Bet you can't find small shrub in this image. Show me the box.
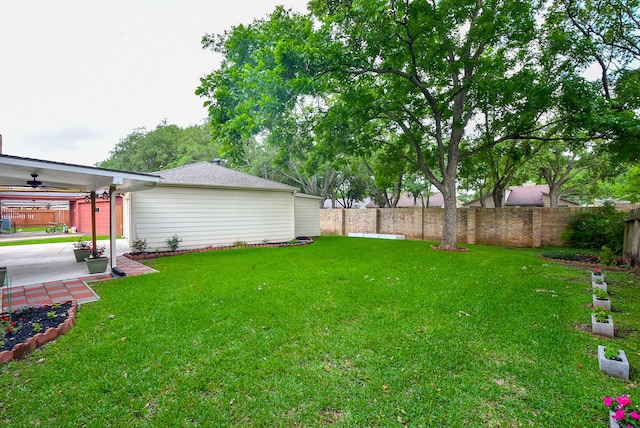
[166,235,182,251]
[599,245,616,267]
[604,346,621,361]
[233,240,247,247]
[593,288,608,300]
[131,237,148,253]
[561,202,625,254]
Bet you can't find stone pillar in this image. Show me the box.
[466,208,476,245]
[532,208,542,247]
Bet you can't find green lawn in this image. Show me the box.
[1,235,639,426]
[0,235,112,246]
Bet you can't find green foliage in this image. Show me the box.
[599,245,617,266]
[131,237,149,254]
[613,165,640,203]
[593,287,608,300]
[561,203,625,253]
[604,346,621,361]
[166,235,182,252]
[197,0,560,249]
[592,305,610,322]
[97,122,219,172]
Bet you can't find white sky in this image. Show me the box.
[0,0,309,167]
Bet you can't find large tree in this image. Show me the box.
[547,0,640,162]
[199,1,575,250]
[98,121,218,172]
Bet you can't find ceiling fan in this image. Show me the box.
[26,173,43,188]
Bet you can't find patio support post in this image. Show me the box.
[109,186,116,269]
[91,191,97,251]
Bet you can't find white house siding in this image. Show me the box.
[122,192,131,239]
[295,194,321,237]
[130,185,295,250]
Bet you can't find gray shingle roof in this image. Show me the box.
[155,161,297,191]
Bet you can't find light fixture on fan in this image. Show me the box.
[26,173,42,188]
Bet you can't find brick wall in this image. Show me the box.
[321,207,596,248]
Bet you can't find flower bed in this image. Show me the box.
[0,301,77,364]
[124,237,314,260]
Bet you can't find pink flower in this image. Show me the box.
[631,411,640,420]
[604,396,615,407]
[614,409,626,419]
[618,395,632,407]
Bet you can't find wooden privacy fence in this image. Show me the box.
[321,207,599,248]
[1,209,70,228]
[624,208,640,276]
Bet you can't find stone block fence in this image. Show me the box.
[624,208,640,276]
[321,207,599,248]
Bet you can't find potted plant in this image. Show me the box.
[72,237,91,262]
[598,345,629,379]
[592,268,605,283]
[593,287,611,311]
[593,275,608,292]
[592,306,615,337]
[85,244,109,274]
[603,395,640,428]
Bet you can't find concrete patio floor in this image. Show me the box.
[0,233,157,311]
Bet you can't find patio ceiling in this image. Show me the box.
[0,154,160,192]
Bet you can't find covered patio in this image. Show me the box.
[0,155,161,309]
[0,154,160,269]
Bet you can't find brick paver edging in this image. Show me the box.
[0,300,77,365]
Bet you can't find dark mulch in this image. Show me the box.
[540,252,629,270]
[1,302,72,352]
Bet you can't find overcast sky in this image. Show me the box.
[0,0,309,167]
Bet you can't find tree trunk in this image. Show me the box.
[548,184,560,207]
[492,186,505,208]
[438,180,459,250]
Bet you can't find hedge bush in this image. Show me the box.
[561,203,626,254]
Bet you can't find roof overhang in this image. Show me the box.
[0,154,160,192]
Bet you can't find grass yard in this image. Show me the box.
[0,234,111,247]
[1,235,639,426]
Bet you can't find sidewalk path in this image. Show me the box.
[2,256,156,311]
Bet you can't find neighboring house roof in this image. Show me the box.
[365,192,454,208]
[506,184,549,206]
[323,198,372,208]
[156,161,298,192]
[463,184,579,207]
